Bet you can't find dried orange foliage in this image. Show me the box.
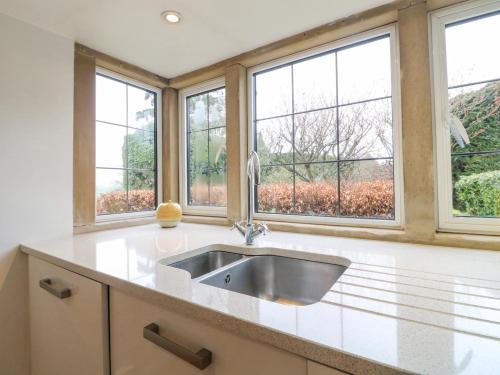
[189,184,227,206]
[96,190,155,215]
[97,180,394,218]
[258,180,394,218]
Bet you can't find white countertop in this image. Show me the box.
[21,223,500,375]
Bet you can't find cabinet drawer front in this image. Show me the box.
[29,256,109,375]
[110,288,307,375]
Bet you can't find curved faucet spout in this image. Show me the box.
[246,151,260,228]
[247,151,261,186]
[232,151,269,245]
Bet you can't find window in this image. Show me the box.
[431,1,500,234]
[95,69,161,219]
[249,26,402,226]
[180,78,227,216]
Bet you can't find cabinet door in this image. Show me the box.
[29,256,109,375]
[110,288,307,375]
[307,361,348,375]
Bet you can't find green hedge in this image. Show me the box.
[455,171,500,216]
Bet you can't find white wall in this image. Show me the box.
[0,13,74,375]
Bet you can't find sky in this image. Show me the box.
[255,37,392,121]
[446,12,500,90]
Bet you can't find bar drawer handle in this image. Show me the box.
[143,323,212,370]
[39,278,71,299]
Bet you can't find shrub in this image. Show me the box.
[129,190,156,211]
[96,189,155,215]
[258,182,295,214]
[454,171,500,217]
[96,180,396,218]
[189,184,227,206]
[339,180,394,218]
[258,179,394,218]
[450,81,500,155]
[449,82,500,182]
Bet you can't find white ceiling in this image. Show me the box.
[0,0,394,78]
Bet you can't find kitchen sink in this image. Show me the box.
[167,251,245,279]
[198,255,347,306]
[163,248,348,306]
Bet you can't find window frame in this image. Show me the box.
[246,25,404,228]
[430,0,500,235]
[179,77,227,217]
[95,67,163,222]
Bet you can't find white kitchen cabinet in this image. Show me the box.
[28,256,346,375]
[110,288,307,375]
[307,360,348,375]
[29,256,109,375]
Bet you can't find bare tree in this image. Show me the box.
[257,96,393,183]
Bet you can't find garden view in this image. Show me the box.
[449,81,500,217]
[96,30,498,219]
[96,77,157,215]
[97,81,499,218]
[445,13,500,219]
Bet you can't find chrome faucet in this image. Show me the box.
[232,151,270,245]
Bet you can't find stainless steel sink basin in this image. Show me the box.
[198,255,347,306]
[167,251,245,279]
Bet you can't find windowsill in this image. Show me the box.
[73,215,500,251]
[433,231,500,251]
[178,215,404,236]
[95,211,156,223]
[181,215,232,226]
[181,207,227,218]
[437,220,500,237]
[254,212,402,230]
[265,220,405,239]
[74,216,157,234]
[176,215,500,251]
[73,214,231,235]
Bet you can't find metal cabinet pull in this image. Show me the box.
[143,323,212,370]
[39,278,71,299]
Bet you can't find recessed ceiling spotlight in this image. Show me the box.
[162,10,181,24]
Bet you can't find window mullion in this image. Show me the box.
[125,85,130,212]
[334,52,341,217]
[207,93,211,206]
[291,64,296,214]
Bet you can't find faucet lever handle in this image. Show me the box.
[259,222,270,235]
[231,221,246,237]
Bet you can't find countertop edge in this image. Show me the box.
[20,244,414,375]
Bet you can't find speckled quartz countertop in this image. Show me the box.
[21,223,500,375]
